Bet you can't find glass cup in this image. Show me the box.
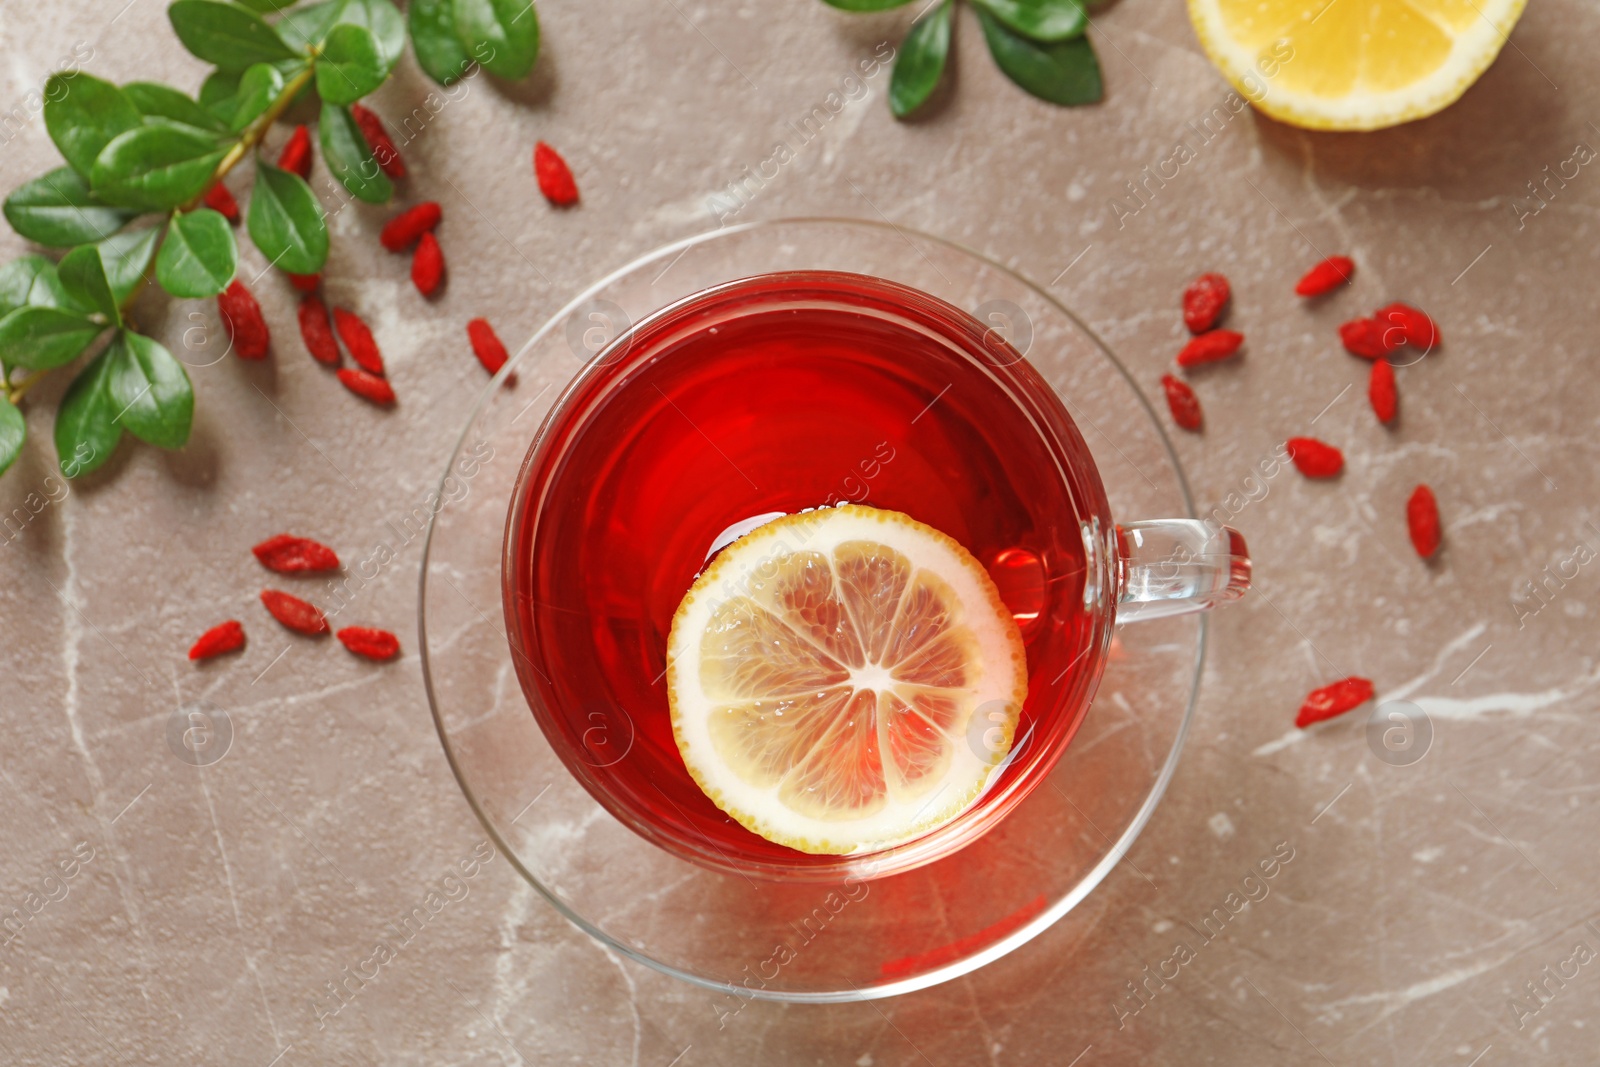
[421,219,1248,1000]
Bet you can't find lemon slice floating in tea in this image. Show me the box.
[1188,0,1526,130]
[666,504,1028,856]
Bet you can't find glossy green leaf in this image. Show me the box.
[0,256,53,318]
[316,23,386,105]
[221,62,285,132]
[275,0,342,50]
[246,162,329,273]
[889,0,952,118]
[54,347,120,477]
[157,208,237,298]
[108,331,193,449]
[820,0,915,8]
[41,72,143,177]
[15,259,82,312]
[168,1,300,70]
[334,0,406,68]
[3,167,136,248]
[409,0,473,86]
[237,0,301,10]
[454,0,540,79]
[123,82,229,133]
[971,0,1085,41]
[198,69,242,112]
[0,394,25,479]
[58,245,119,323]
[317,103,392,204]
[976,6,1102,106]
[0,306,104,370]
[97,228,162,307]
[89,121,229,212]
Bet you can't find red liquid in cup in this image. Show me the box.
[505,272,1111,877]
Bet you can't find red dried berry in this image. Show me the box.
[350,103,406,179]
[1160,373,1202,431]
[188,620,245,661]
[1407,484,1440,559]
[380,201,441,252]
[337,626,400,661]
[1181,273,1230,333]
[1176,329,1244,368]
[467,318,509,375]
[203,182,240,223]
[217,279,269,360]
[1338,317,1398,360]
[332,308,384,375]
[1376,303,1440,351]
[1368,358,1397,424]
[1295,256,1354,297]
[277,124,312,179]
[1296,677,1375,729]
[1286,437,1344,478]
[260,589,329,635]
[338,367,396,405]
[412,231,444,296]
[252,534,341,574]
[297,295,340,366]
[288,272,320,293]
[534,141,579,206]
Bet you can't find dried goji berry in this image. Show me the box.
[1368,358,1397,424]
[1338,317,1397,360]
[412,231,444,296]
[1296,677,1375,728]
[260,589,329,635]
[1376,302,1440,350]
[253,534,341,573]
[218,279,269,360]
[1295,255,1354,296]
[288,272,320,293]
[1160,373,1202,431]
[338,367,396,405]
[380,202,441,252]
[1176,329,1244,368]
[534,141,579,206]
[297,296,340,366]
[203,181,239,223]
[1182,273,1230,333]
[1407,484,1440,558]
[466,318,515,385]
[332,308,384,374]
[351,103,406,179]
[337,626,400,661]
[188,619,245,661]
[278,124,312,179]
[1286,436,1343,478]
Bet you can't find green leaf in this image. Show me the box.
[454,0,540,79]
[316,23,386,105]
[976,6,1102,106]
[333,0,406,69]
[54,347,121,477]
[317,103,391,204]
[889,0,952,118]
[89,122,229,212]
[198,69,242,111]
[3,167,136,248]
[276,0,342,50]
[221,62,285,132]
[409,0,473,86]
[41,73,143,178]
[971,0,1085,41]
[157,208,237,298]
[820,0,915,8]
[107,331,193,449]
[0,256,54,318]
[169,1,300,70]
[17,259,82,312]
[58,245,119,324]
[0,394,25,479]
[97,228,162,307]
[0,306,104,370]
[247,162,329,273]
[237,0,301,10]
[123,82,229,133]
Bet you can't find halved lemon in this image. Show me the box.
[666,505,1028,856]
[1189,0,1527,130]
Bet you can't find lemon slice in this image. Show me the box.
[666,505,1028,856]
[1189,0,1526,130]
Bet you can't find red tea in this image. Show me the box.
[504,272,1110,876]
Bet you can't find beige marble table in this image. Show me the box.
[3,1,1598,1064]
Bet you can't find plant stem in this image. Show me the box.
[9,369,48,405]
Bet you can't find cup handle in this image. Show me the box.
[1115,520,1251,623]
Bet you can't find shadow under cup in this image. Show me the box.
[503,271,1118,881]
